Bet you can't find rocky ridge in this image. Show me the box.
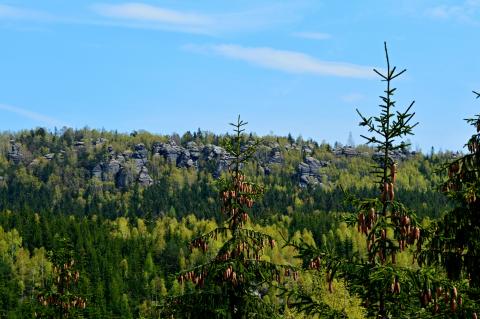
[6,138,419,188]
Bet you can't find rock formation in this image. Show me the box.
[297,156,329,187]
[7,140,22,164]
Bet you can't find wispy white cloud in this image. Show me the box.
[0,104,68,127]
[92,3,210,25]
[90,2,304,35]
[186,44,376,79]
[0,2,304,35]
[427,0,480,23]
[91,3,213,33]
[0,4,52,21]
[292,31,331,40]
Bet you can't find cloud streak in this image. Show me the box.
[187,44,376,79]
[0,3,303,35]
[0,104,68,127]
[0,4,53,21]
[90,2,302,35]
[428,0,480,24]
[91,3,213,33]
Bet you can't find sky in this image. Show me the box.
[0,1,479,152]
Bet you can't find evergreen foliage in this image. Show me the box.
[165,116,295,318]
[287,43,437,318]
[35,236,87,318]
[420,92,480,317]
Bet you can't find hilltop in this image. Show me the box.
[0,127,450,220]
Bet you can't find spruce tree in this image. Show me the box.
[164,116,295,318]
[287,43,432,318]
[420,92,480,317]
[35,236,86,318]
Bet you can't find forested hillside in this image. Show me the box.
[0,127,450,221]
[0,124,457,317]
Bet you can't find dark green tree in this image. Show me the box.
[419,92,480,317]
[287,43,433,318]
[164,116,295,319]
[0,259,20,317]
[35,236,87,318]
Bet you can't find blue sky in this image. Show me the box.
[0,1,479,152]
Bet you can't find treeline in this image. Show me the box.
[0,127,450,222]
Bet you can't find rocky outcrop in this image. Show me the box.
[334,145,416,161]
[333,146,359,157]
[268,146,283,164]
[152,141,231,176]
[91,143,152,188]
[255,142,285,175]
[372,149,417,163]
[153,141,183,164]
[202,144,231,177]
[297,156,329,187]
[105,159,121,176]
[116,167,134,189]
[138,166,153,186]
[302,145,313,156]
[92,158,122,181]
[186,141,201,160]
[133,143,148,159]
[177,150,194,168]
[202,144,226,160]
[151,140,292,178]
[132,143,148,172]
[7,140,22,164]
[284,143,300,151]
